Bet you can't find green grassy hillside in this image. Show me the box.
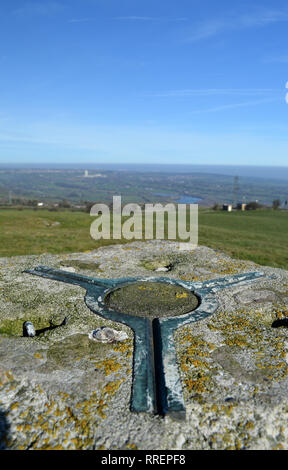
[199,209,288,268]
[0,208,287,269]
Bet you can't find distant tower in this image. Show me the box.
[8,191,12,204]
[233,176,239,207]
[84,170,89,178]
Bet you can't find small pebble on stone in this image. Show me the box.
[23,321,36,337]
[88,327,128,343]
[59,266,76,273]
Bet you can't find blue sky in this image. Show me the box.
[0,0,288,165]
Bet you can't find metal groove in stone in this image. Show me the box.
[25,266,265,420]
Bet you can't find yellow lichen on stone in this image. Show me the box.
[176,292,188,299]
[93,359,121,375]
[126,443,138,450]
[112,341,131,354]
[224,335,249,348]
[103,378,123,396]
[178,332,216,397]
[34,353,43,359]
[184,375,210,394]
[10,402,19,411]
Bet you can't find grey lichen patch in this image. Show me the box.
[105,282,199,318]
[208,256,256,276]
[140,253,188,272]
[0,331,134,450]
[0,318,49,337]
[43,334,101,370]
[1,284,52,309]
[173,285,288,410]
[141,257,173,271]
[60,259,101,272]
[43,333,132,373]
[207,308,288,384]
[175,305,288,408]
[234,289,280,306]
[0,284,84,338]
[4,387,119,450]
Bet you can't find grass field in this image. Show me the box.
[0,208,287,269]
[199,209,288,269]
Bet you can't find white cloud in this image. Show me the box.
[13,2,65,17]
[68,18,95,24]
[190,97,279,114]
[186,8,288,42]
[68,16,188,24]
[114,16,154,21]
[149,88,277,98]
[113,16,188,22]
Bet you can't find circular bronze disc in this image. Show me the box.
[104,281,199,318]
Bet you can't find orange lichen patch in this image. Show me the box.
[179,275,200,282]
[176,292,188,299]
[112,340,131,354]
[10,402,19,411]
[5,370,14,381]
[209,258,251,276]
[0,369,15,388]
[178,330,215,350]
[126,443,138,450]
[23,424,32,432]
[34,353,43,359]
[208,313,248,333]
[93,359,121,375]
[2,353,131,449]
[190,359,209,369]
[206,307,288,383]
[177,331,216,396]
[245,421,255,431]
[184,375,210,394]
[224,335,250,348]
[103,379,123,396]
[97,403,107,419]
[14,378,126,448]
[273,306,288,320]
[202,402,236,418]
[181,335,215,356]
[53,408,63,418]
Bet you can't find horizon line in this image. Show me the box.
[1,162,288,169]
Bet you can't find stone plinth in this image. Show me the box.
[0,241,288,450]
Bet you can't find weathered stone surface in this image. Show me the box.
[0,240,288,450]
[234,289,279,305]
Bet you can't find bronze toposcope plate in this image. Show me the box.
[105,282,199,318]
[25,266,265,420]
